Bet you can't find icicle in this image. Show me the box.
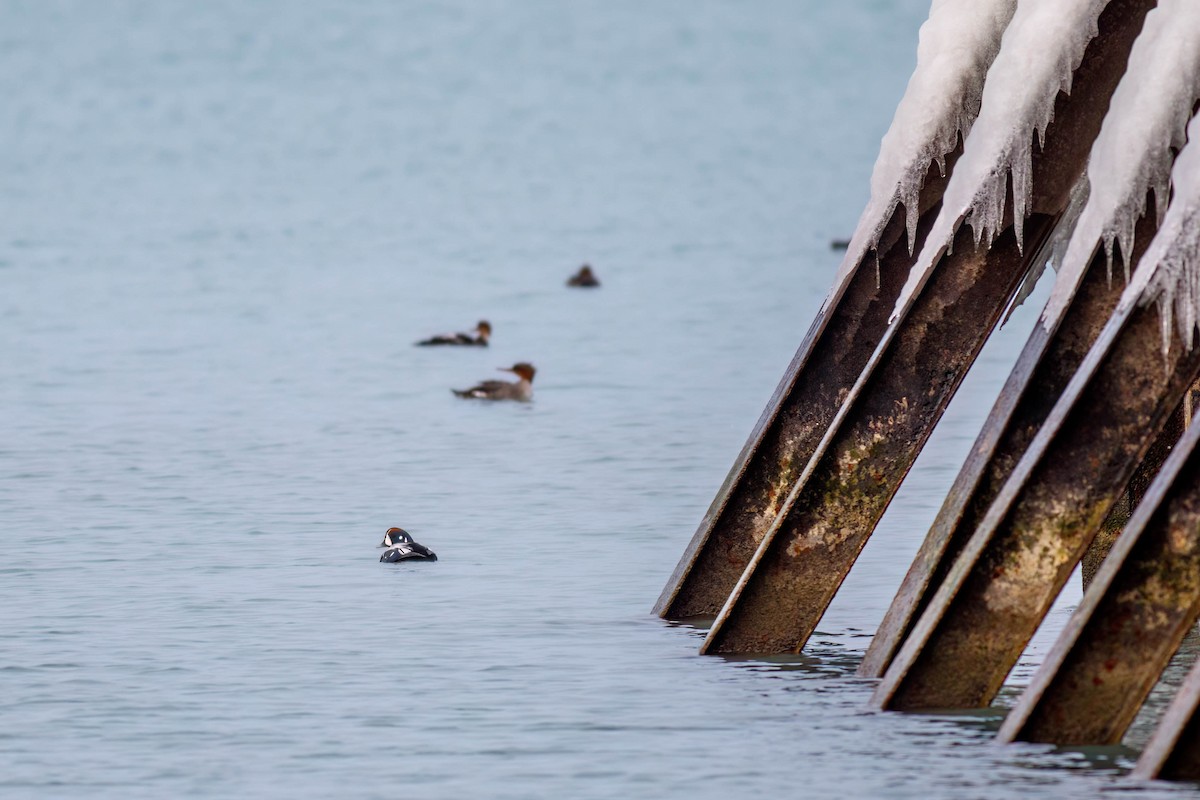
[1141,111,1200,354]
[1040,0,1200,328]
[830,0,1017,294]
[954,0,1103,254]
[889,0,1107,323]
[1008,172,1089,318]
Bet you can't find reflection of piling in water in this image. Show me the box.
[656,0,1200,780]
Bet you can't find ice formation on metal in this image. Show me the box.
[889,0,1108,321]
[1142,111,1200,352]
[834,0,1016,289]
[1039,0,1200,325]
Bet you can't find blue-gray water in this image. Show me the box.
[3,2,1196,797]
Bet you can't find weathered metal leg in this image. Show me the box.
[1133,657,1200,781]
[1081,411,1187,587]
[996,412,1200,745]
[1082,392,1193,586]
[701,221,1053,654]
[872,294,1200,710]
[859,250,1133,676]
[654,161,953,620]
[698,0,1152,656]
[860,205,1161,678]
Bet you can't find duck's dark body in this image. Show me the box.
[377,527,438,562]
[416,320,491,347]
[417,332,486,346]
[380,543,438,562]
[567,264,600,287]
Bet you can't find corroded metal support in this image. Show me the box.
[653,162,952,620]
[701,221,1052,654]
[858,207,1159,679]
[996,412,1200,745]
[1081,394,1193,586]
[699,0,1151,656]
[871,277,1200,710]
[1134,657,1200,781]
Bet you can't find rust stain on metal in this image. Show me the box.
[861,202,1161,677]
[704,223,1049,655]
[879,295,1200,711]
[701,0,1154,657]
[854,0,1152,676]
[998,419,1200,745]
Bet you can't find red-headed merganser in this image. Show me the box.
[378,527,437,562]
[567,264,600,287]
[416,320,491,347]
[452,362,535,402]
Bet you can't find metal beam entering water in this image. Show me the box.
[702,220,1052,654]
[871,285,1200,710]
[654,162,952,621]
[996,410,1200,745]
[1134,656,1200,781]
[698,0,1152,656]
[859,206,1159,679]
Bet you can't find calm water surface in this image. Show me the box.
[3,1,1197,797]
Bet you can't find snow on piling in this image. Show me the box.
[1041,0,1200,326]
[834,0,1016,288]
[887,0,1109,322]
[1140,110,1200,353]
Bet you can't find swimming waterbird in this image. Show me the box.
[452,362,536,402]
[378,527,438,562]
[567,264,600,287]
[416,320,491,347]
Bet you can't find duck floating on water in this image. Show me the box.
[567,264,600,288]
[452,362,536,402]
[378,527,438,562]
[416,320,491,347]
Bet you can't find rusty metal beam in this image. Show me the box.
[1133,657,1200,781]
[871,272,1200,710]
[701,221,1052,654]
[1080,394,1192,587]
[654,160,953,620]
[858,206,1160,679]
[698,0,1151,656]
[996,410,1200,745]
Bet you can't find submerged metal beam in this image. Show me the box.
[997,411,1200,745]
[699,0,1151,656]
[654,162,952,620]
[1134,657,1200,781]
[858,207,1159,679]
[871,274,1200,710]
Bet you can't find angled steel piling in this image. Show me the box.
[699,0,1151,656]
[995,412,1200,745]
[858,205,1159,679]
[872,276,1200,710]
[654,161,952,620]
[701,221,1053,654]
[1134,656,1200,781]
